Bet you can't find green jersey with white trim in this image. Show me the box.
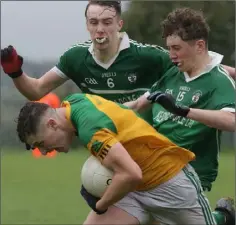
[150,59,235,190]
[54,33,173,123]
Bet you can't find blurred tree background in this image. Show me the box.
[122,1,235,66]
[1,1,235,150]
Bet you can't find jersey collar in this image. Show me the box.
[184,51,224,82]
[61,101,71,121]
[88,32,130,69]
[61,101,78,136]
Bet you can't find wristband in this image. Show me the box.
[8,69,23,79]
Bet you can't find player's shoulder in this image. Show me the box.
[62,40,92,58]
[128,38,169,55]
[62,93,87,105]
[154,65,179,81]
[62,94,90,126]
[210,65,235,89]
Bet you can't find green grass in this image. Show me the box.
[1,148,234,224]
[206,150,235,202]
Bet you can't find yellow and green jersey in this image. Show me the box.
[62,93,195,191]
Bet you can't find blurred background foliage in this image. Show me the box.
[122,1,235,66]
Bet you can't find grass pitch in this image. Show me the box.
[1,148,234,224]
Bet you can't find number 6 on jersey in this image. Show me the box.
[107,78,115,88]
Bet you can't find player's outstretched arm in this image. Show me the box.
[124,93,151,112]
[186,109,235,132]
[222,65,235,79]
[13,71,66,101]
[1,45,66,100]
[95,142,142,212]
[148,91,235,132]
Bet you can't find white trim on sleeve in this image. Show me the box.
[50,66,69,80]
[221,107,235,113]
[144,91,151,98]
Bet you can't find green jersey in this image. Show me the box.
[149,52,235,190]
[52,32,173,123]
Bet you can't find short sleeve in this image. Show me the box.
[211,88,235,111]
[54,47,75,78]
[54,44,87,79]
[72,98,118,161]
[87,129,119,161]
[209,72,235,110]
[55,51,70,77]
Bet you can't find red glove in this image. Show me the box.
[1,45,23,78]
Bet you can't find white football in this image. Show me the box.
[81,155,113,198]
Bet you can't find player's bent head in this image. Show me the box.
[17,102,74,155]
[161,7,210,50]
[17,102,50,145]
[85,1,121,18]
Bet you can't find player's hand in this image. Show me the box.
[1,45,23,78]
[80,185,107,215]
[147,91,190,117]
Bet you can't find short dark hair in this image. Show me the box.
[161,8,210,43]
[85,1,121,17]
[16,102,50,145]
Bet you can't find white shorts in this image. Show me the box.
[114,164,216,225]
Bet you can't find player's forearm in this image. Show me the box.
[187,108,235,132]
[124,95,151,112]
[13,72,46,101]
[96,172,142,211]
[222,65,235,79]
[124,100,139,110]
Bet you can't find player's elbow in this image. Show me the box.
[28,87,50,101]
[26,92,46,101]
[13,75,45,101]
[28,95,42,101]
[133,172,143,185]
[20,90,42,101]
[127,166,143,185]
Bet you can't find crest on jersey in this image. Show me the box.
[127,73,137,83]
[192,90,202,103]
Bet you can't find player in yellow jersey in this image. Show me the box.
[16,93,216,225]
